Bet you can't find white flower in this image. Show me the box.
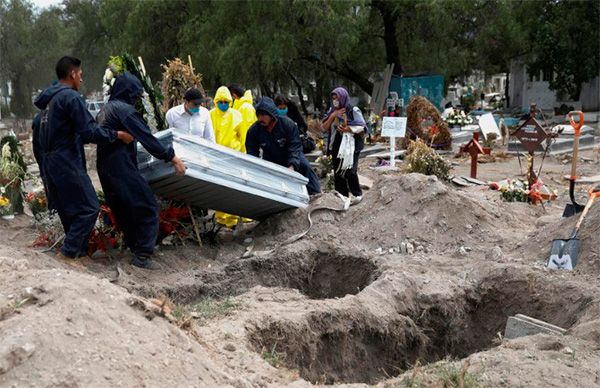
[104,68,114,82]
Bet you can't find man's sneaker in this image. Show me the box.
[350,195,363,205]
[130,256,161,270]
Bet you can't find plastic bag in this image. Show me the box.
[336,132,355,172]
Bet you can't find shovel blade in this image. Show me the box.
[562,203,585,218]
[547,238,581,270]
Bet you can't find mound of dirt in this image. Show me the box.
[253,173,544,255]
[0,251,232,387]
[520,203,600,274]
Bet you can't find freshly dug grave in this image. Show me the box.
[139,242,381,303]
[246,262,599,385]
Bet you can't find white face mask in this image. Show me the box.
[333,100,340,108]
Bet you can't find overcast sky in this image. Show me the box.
[31,0,63,10]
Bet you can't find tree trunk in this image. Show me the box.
[371,0,402,75]
[287,71,308,115]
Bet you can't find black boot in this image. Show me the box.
[130,256,161,270]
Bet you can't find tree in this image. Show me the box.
[523,0,600,100]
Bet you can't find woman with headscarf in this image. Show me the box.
[322,87,366,204]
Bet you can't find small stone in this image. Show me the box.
[243,238,253,245]
[223,343,236,352]
[465,224,473,231]
[406,242,415,255]
[399,243,407,254]
[563,347,574,355]
[388,248,394,254]
[458,247,468,255]
[486,246,504,261]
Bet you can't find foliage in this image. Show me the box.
[523,0,600,100]
[404,139,450,181]
[188,297,241,324]
[103,53,166,132]
[1,0,598,118]
[402,359,481,388]
[261,344,285,368]
[0,137,27,213]
[161,57,204,111]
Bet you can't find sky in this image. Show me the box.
[31,0,63,9]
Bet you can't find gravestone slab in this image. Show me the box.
[505,314,566,339]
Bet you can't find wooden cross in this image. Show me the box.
[460,132,491,179]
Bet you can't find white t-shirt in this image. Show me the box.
[166,103,215,142]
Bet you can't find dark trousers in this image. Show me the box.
[297,156,321,195]
[44,155,99,258]
[332,149,362,197]
[98,156,159,259]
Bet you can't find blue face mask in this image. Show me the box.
[189,107,200,115]
[276,107,288,116]
[217,102,229,112]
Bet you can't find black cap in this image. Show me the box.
[184,88,203,104]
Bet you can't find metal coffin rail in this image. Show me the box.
[137,130,309,220]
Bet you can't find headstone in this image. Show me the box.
[479,112,501,140]
[504,314,566,339]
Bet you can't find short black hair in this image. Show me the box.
[227,83,245,98]
[274,94,288,106]
[55,56,81,80]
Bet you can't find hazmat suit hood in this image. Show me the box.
[233,89,253,111]
[34,82,72,110]
[213,86,233,106]
[254,97,279,122]
[109,72,144,106]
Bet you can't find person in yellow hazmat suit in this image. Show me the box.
[228,84,257,153]
[210,86,244,228]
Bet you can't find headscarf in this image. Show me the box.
[325,86,366,126]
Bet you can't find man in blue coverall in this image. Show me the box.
[96,72,186,270]
[246,97,320,195]
[33,56,134,262]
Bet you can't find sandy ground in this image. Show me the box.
[1,140,600,387]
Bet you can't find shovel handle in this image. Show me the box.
[568,111,584,136]
[573,189,600,235]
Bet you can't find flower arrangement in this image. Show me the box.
[102,54,166,133]
[0,139,27,215]
[444,109,473,126]
[25,190,48,218]
[0,193,11,216]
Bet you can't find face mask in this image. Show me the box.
[332,100,340,108]
[189,107,200,115]
[217,102,229,112]
[276,107,288,116]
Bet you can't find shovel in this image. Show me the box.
[548,188,600,270]
[562,111,585,217]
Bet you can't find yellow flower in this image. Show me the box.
[0,196,9,207]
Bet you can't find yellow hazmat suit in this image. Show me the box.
[232,89,257,153]
[210,86,243,151]
[210,86,244,228]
